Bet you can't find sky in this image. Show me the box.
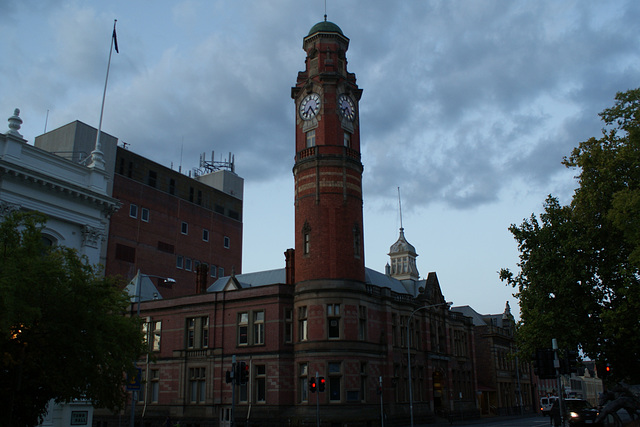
[2,0,639,318]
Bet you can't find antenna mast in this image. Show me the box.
[397,187,403,230]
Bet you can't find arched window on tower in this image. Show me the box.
[302,221,311,255]
[343,131,351,148]
[306,129,316,148]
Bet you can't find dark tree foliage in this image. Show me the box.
[501,88,640,384]
[0,211,146,427]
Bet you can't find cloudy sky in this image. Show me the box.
[2,0,639,317]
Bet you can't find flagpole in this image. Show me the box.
[90,19,118,169]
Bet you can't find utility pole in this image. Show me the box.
[231,355,236,427]
[379,376,385,427]
[552,339,565,426]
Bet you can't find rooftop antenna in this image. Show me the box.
[324,0,327,21]
[44,109,49,133]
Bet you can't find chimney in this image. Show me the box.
[285,248,295,285]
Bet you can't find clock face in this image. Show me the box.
[300,93,321,120]
[338,94,356,121]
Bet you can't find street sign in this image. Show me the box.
[126,367,142,390]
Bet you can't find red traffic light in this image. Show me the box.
[309,378,317,393]
[319,376,326,392]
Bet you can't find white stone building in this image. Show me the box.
[0,109,119,426]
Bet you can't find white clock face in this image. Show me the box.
[300,93,321,120]
[338,94,356,121]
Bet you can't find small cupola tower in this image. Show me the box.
[388,227,420,281]
[291,19,365,284]
[387,189,419,281]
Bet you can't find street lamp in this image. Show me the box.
[407,301,452,427]
[133,269,176,316]
[130,269,175,427]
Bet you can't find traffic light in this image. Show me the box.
[309,377,317,393]
[226,370,232,384]
[239,361,248,385]
[535,348,556,379]
[318,376,325,392]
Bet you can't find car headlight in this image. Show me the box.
[570,412,579,418]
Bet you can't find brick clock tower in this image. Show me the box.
[292,19,365,285]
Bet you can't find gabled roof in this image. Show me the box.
[207,268,287,292]
[125,273,163,302]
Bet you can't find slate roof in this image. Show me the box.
[205,266,444,300]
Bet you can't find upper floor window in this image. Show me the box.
[299,306,308,341]
[237,311,264,346]
[344,132,351,147]
[143,320,162,352]
[147,170,157,188]
[254,311,265,345]
[141,207,150,222]
[202,229,209,242]
[181,222,188,235]
[238,312,249,345]
[302,221,311,255]
[327,304,340,339]
[353,224,361,258]
[358,306,367,341]
[306,129,316,148]
[186,316,209,349]
[284,309,293,344]
[224,236,230,249]
[168,178,176,195]
[129,204,138,218]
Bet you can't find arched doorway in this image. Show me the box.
[433,370,445,414]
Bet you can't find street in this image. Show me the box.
[409,411,637,427]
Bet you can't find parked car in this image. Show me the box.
[541,396,558,417]
[564,398,601,426]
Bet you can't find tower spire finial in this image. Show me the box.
[324,0,327,21]
[397,187,403,231]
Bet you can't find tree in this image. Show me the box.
[501,88,640,383]
[0,211,146,427]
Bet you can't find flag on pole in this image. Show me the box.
[112,23,119,53]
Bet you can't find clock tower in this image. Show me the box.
[291,19,364,284]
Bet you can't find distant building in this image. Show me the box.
[452,303,535,416]
[35,120,244,298]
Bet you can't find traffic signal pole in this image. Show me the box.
[231,355,236,427]
[316,372,320,427]
[552,339,566,427]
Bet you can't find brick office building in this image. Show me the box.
[95,20,478,427]
[452,303,534,417]
[108,147,243,298]
[35,121,244,298]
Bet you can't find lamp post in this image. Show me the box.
[130,269,175,427]
[407,301,452,427]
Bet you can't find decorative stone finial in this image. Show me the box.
[7,108,23,138]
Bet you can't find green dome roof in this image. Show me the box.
[308,20,344,36]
